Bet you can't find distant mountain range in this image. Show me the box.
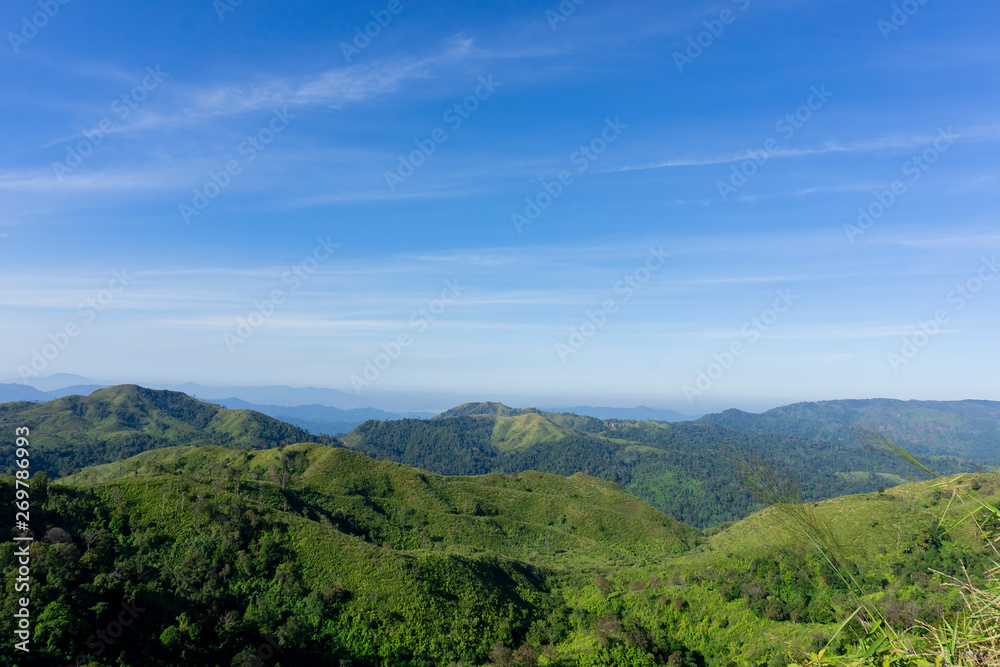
[0,382,108,403]
[3,376,421,411]
[1,375,706,426]
[6,372,100,392]
[207,397,418,435]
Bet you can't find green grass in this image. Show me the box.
[492,413,567,451]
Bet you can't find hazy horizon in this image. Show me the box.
[9,372,1000,418]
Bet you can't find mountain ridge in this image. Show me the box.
[3,388,997,528]
[0,384,335,477]
[696,397,1000,462]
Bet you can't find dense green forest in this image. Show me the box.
[696,399,1000,463]
[343,403,986,528]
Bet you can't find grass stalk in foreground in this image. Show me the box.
[787,426,1000,666]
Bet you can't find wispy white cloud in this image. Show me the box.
[412,253,507,266]
[870,232,1000,250]
[674,322,961,341]
[107,37,476,134]
[662,275,803,285]
[790,182,883,196]
[605,126,1000,175]
[0,166,186,192]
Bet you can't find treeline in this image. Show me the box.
[348,417,496,475]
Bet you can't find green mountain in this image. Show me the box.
[2,443,704,666]
[696,398,1000,462]
[343,403,989,529]
[436,402,543,419]
[3,441,996,666]
[0,385,334,478]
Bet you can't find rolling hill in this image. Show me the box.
[0,385,334,477]
[3,443,705,666]
[5,440,996,666]
[343,402,992,528]
[3,388,996,531]
[696,398,1000,462]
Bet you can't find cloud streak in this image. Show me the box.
[102,37,477,135]
[605,126,1000,175]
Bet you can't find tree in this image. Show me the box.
[35,601,79,655]
[30,470,50,499]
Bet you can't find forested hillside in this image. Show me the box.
[2,389,993,531]
[2,444,706,666]
[696,399,1000,462]
[344,403,988,528]
[0,385,333,477]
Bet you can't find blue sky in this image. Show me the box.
[1,0,998,411]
